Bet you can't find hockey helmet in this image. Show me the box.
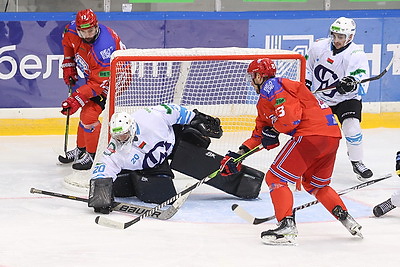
[75,9,98,30]
[247,58,276,80]
[109,111,137,144]
[330,17,356,45]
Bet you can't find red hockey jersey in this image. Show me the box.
[242,77,341,149]
[62,22,125,99]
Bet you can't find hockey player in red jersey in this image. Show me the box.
[58,9,125,170]
[220,58,362,245]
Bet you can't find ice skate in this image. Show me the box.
[351,161,373,181]
[332,205,363,238]
[72,152,94,170]
[261,216,298,246]
[373,198,396,217]
[58,147,85,164]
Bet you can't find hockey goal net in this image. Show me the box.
[64,47,305,192]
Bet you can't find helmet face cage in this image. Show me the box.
[330,17,356,45]
[247,58,277,80]
[75,9,98,30]
[109,112,136,144]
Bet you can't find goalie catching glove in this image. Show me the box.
[220,151,242,176]
[190,109,223,138]
[61,90,89,115]
[336,76,357,94]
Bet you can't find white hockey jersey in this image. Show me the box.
[306,38,370,106]
[92,104,195,180]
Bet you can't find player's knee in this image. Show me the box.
[265,171,286,190]
[302,182,319,195]
[342,118,363,145]
[79,120,101,133]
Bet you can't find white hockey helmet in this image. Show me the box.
[330,17,356,45]
[109,111,136,143]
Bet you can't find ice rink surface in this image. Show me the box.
[1,128,400,267]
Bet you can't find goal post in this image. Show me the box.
[63,47,305,192]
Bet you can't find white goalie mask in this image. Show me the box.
[330,17,356,46]
[109,111,137,144]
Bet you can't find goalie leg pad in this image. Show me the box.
[88,177,114,214]
[171,140,264,199]
[113,170,136,197]
[130,172,177,204]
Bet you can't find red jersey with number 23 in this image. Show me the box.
[242,77,341,149]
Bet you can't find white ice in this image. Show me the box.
[1,128,400,267]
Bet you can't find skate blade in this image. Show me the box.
[261,235,298,246]
[352,230,364,239]
[355,174,369,182]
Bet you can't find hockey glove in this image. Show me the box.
[336,76,357,94]
[220,151,242,176]
[261,126,280,150]
[61,57,78,85]
[190,109,223,138]
[396,151,400,177]
[88,178,114,214]
[61,90,89,115]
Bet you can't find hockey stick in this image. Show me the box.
[95,144,264,229]
[232,173,392,225]
[63,80,73,155]
[314,56,395,93]
[30,187,188,220]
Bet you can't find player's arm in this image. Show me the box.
[339,52,370,95]
[305,43,316,90]
[88,148,124,214]
[61,27,79,85]
[156,103,223,138]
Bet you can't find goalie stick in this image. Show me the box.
[313,56,395,93]
[30,187,188,220]
[95,144,264,229]
[232,173,392,225]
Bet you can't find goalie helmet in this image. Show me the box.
[75,9,98,30]
[109,111,137,144]
[330,17,356,45]
[247,58,276,79]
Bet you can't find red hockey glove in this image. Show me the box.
[261,126,280,150]
[61,91,89,115]
[61,58,78,85]
[220,151,242,176]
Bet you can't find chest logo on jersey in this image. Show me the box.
[314,65,338,90]
[327,58,334,64]
[142,141,173,169]
[74,54,89,75]
[100,46,114,60]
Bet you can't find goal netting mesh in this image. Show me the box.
[63,47,305,192]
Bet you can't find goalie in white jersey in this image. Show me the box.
[306,17,373,181]
[88,103,264,214]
